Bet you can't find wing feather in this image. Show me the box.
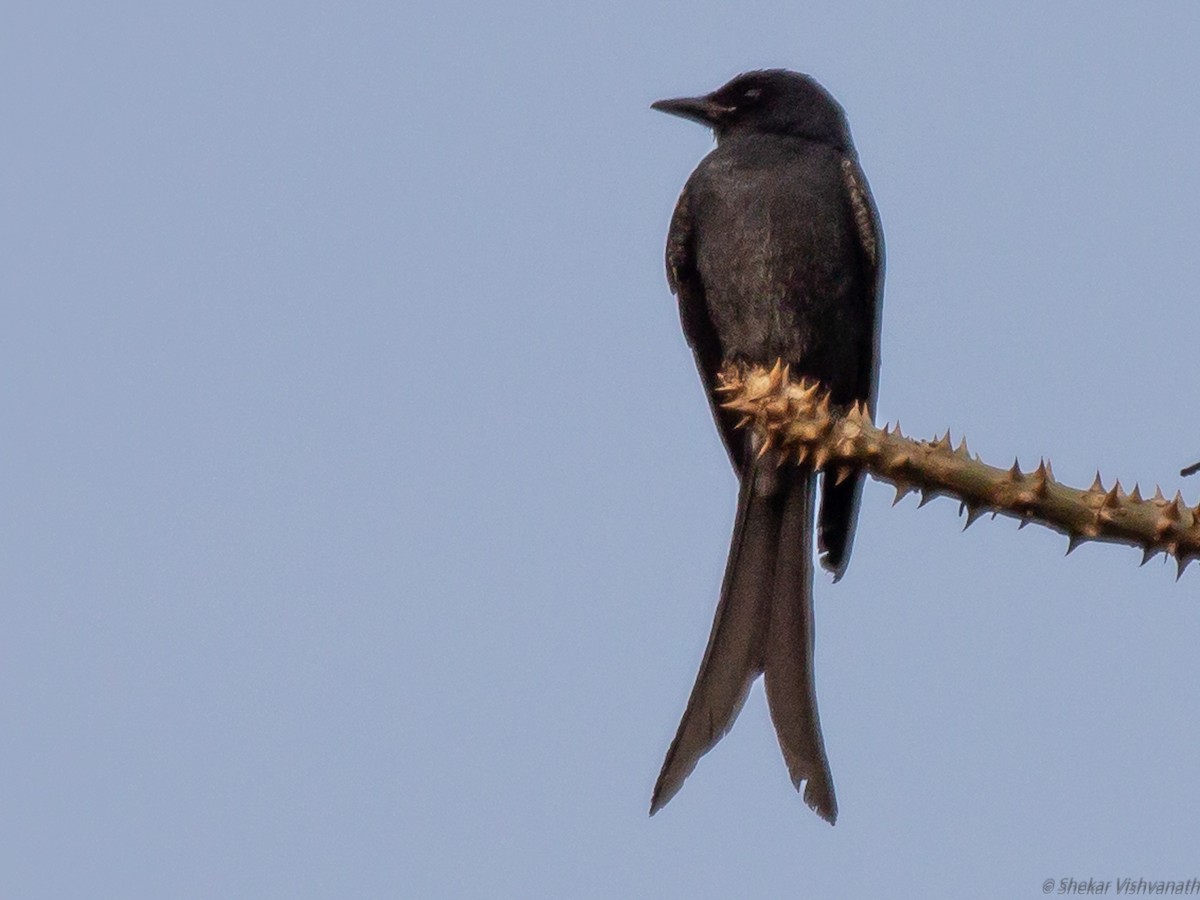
[667,184,747,472]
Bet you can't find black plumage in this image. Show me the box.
[650,70,883,823]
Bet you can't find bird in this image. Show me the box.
[649,69,883,824]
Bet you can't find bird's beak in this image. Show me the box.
[651,94,734,127]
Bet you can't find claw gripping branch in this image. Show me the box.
[717,362,1200,578]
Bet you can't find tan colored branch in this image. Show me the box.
[718,362,1200,577]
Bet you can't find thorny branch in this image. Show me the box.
[719,362,1200,579]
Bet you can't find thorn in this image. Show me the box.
[1007,458,1022,482]
[1129,483,1143,503]
[935,430,952,451]
[767,358,784,388]
[892,483,913,506]
[1031,460,1049,496]
[1153,485,1166,502]
[756,436,774,460]
[815,392,832,419]
[1177,555,1193,581]
[1017,517,1029,530]
[963,505,985,530]
[1164,496,1182,522]
[1066,533,1084,555]
[834,466,853,486]
[735,414,753,429]
[794,446,809,466]
[918,488,935,508]
[954,437,970,458]
[1141,546,1157,567]
[1101,483,1122,509]
[893,420,903,439]
[811,447,830,472]
[881,423,891,437]
[1089,471,1104,494]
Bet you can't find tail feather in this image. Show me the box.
[764,468,837,823]
[818,468,864,581]
[650,459,777,814]
[651,459,837,822]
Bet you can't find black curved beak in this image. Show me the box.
[651,94,733,127]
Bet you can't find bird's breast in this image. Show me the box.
[692,159,863,377]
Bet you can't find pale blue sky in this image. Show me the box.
[4,2,1200,897]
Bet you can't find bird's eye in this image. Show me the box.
[742,88,762,101]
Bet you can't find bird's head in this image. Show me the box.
[652,69,851,149]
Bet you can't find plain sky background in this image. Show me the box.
[3,2,1200,897]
